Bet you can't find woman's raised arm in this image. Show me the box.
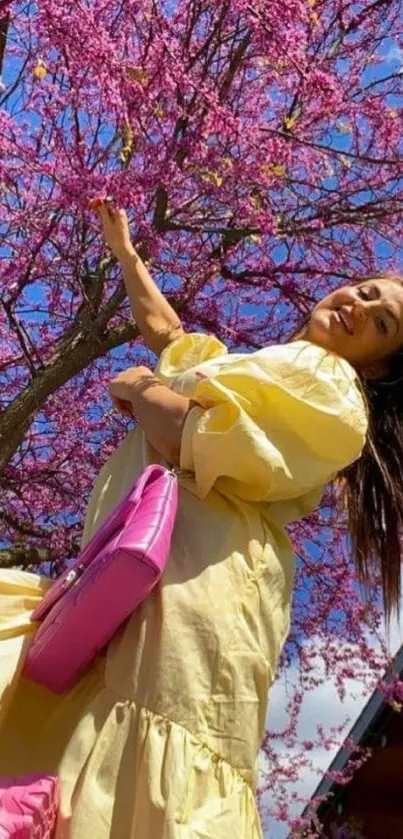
[94,200,184,356]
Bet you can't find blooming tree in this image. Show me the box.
[0,0,402,832]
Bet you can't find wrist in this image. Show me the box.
[126,368,155,403]
[117,244,137,264]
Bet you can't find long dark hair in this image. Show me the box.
[295,275,403,622]
[342,350,403,624]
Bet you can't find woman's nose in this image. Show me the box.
[350,300,367,326]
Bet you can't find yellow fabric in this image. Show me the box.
[0,334,367,839]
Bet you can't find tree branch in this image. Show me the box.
[0,545,51,569]
[0,314,139,476]
[261,127,402,167]
[0,10,9,77]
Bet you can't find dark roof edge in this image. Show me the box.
[298,642,403,818]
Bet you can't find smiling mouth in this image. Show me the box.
[338,310,354,335]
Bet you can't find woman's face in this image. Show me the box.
[303,278,403,377]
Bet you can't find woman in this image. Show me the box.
[0,200,402,839]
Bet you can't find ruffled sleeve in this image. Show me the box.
[160,336,367,503]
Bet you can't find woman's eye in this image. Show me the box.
[358,286,389,335]
[375,316,388,336]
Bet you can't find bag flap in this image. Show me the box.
[32,465,171,621]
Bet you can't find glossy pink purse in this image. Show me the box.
[23,465,178,694]
[0,774,59,838]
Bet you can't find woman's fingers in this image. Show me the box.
[88,196,110,211]
[111,395,134,417]
[88,196,115,219]
[99,203,113,223]
[104,197,116,218]
[88,197,132,258]
[88,197,102,210]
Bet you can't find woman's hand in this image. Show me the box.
[108,365,192,465]
[110,395,134,418]
[108,366,153,415]
[89,198,135,260]
[89,195,184,357]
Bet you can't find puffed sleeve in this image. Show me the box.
[176,339,368,502]
[156,332,228,385]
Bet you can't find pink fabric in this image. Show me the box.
[23,466,178,693]
[0,774,59,838]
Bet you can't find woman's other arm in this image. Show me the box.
[94,200,184,356]
[108,366,195,466]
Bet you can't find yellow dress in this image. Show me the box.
[0,335,367,839]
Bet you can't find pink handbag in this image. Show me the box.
[23,465,178,693]
[0,774,59,838]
